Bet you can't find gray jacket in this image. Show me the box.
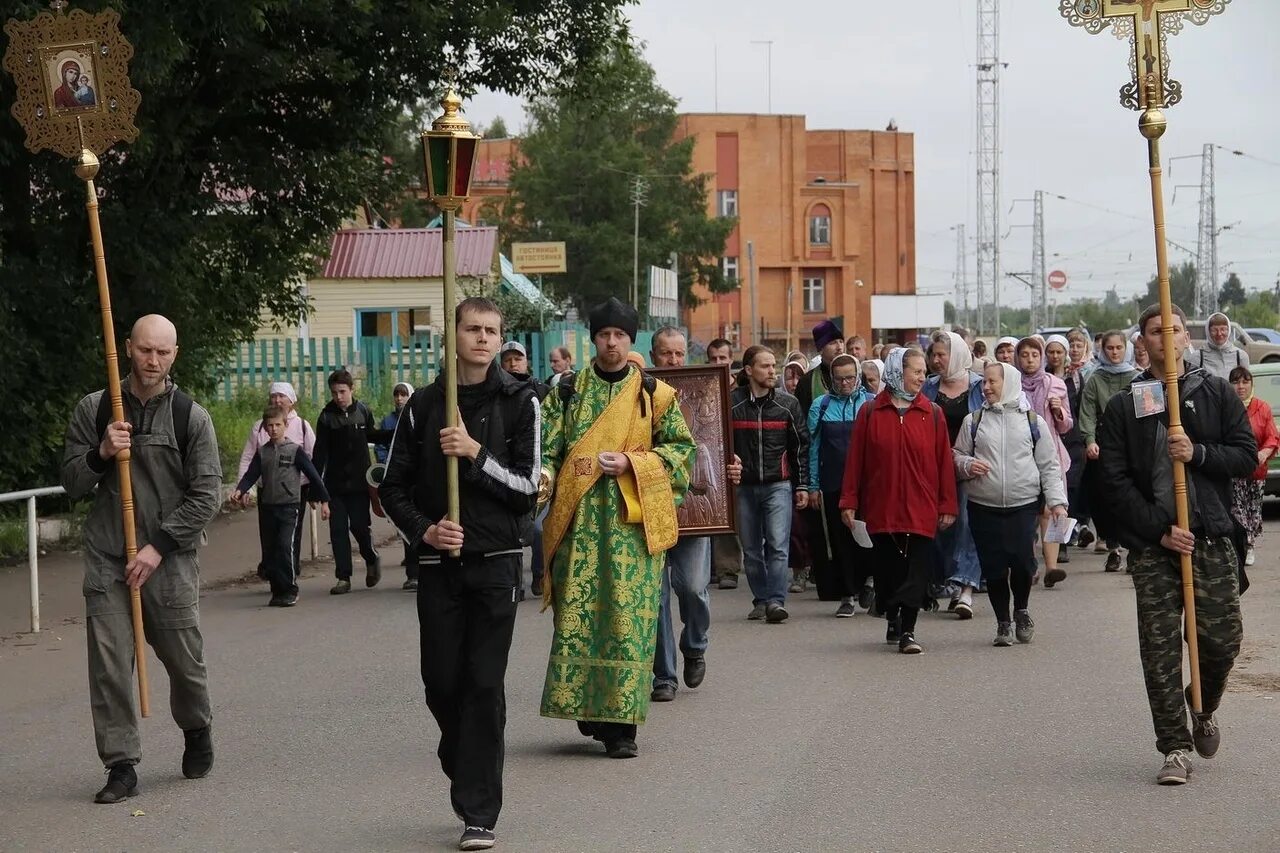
[1185,344,1248,382]
[953,404,1067,510]
[61,378,223,558]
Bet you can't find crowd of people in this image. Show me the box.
[61,302,1269,850]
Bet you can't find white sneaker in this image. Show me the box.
[1245,547,1255,566]
[954,590,973,620]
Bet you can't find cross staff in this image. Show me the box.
[1061,0,1230,715]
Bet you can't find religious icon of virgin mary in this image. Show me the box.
[52,59,84,109]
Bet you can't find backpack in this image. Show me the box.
[96,387,195,460]
[969,407,1040,446]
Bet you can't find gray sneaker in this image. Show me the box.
[835,599,856,618]
[1013,609,1035,644]
[1157,749,1192,785]
[1185,686,1221,758]
[765,602,789,624]
[747,603,766,620]
[993,622,1014,647]
[719,574,739,590]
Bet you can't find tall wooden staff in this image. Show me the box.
[1061,0,1231,713]
[4,3,148,715]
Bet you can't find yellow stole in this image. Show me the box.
[541,368,679,607]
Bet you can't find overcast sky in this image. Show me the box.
[465,0,1279,311]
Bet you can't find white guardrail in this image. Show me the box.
[0,485,66,634]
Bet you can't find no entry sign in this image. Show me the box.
[1048,270,1068,290]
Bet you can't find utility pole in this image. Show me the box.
[631,175,648,310]
[751,40,773,113]
[747,240,758,345]
[1196,142,1217,315]
[976,0,1002,335]
[952,224,968,330]
[1033,189,1046,331]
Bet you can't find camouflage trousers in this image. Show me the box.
[1130,537,1243,755]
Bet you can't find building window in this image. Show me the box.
[722,256,739,281]
[809,204,832,246]
[718,190,738,218]
[803,275,825,313]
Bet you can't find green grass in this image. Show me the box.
[0,518,26,560]
[204,379,397,483]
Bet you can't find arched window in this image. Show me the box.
[808,204,832,246]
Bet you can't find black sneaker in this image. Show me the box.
[1105,550,1122,573]
[280,592,298,607]
[765,602,789,624]
[885,616,901,644]
[683,655,706,689]
[1185,686,1221,758]
[1044,568,1066,589]
[267,594,285,607]
[1077,526,1096,549]
[94,763,137,804]
[835,599,856,618]
[650,682,676,702]
[459,826,496,850]
[402,578,418,591]
[898,633,923,654]
[365,554,382,588]
[858,582,874,612]
[182,725,214,779]
[330,578,352,595]
[605,737,639,759]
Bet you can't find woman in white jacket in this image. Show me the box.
[954,362,1069,647]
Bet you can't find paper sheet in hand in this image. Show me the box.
[852,519,873,549]
[1045,516,1078,545]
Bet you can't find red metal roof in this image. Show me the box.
[319,227,498,279]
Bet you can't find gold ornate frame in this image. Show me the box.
[650,365,737,536]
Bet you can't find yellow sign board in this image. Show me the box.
[511,241,567,274]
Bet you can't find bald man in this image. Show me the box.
[61,315,223,804]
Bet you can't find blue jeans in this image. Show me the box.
[737,482,793,607]
[652,536,711,689]
[940,484,982,589]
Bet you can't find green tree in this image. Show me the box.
[1218,272,1246,309]
[1144,261,1198,316]
[500,39,735,313]
[1233,292,1279,330]
[485,116,511,139]
[0,0,629,486]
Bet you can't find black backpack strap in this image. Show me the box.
[558,370,577,409]
[95,389,113,444]
[95,386,194,459]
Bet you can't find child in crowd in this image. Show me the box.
[377,381,419,590]
[231,405,331,607]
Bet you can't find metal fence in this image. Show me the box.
[0,485,66,633]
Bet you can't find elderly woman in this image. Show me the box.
[923,330,984,617]
[1228,365,1279,569]
[861,358,884,395]
[994,336,1019,364]
[1015,337,1073,587]
[954,362,1068,646]
[237,381,316,580]
[840,348,957,654]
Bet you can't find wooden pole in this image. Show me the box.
[78,148,150,718]
[1138,81,1201,714]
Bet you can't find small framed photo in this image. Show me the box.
[1132,380,1166,418]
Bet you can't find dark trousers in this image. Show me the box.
[258,503,301,597]
[418,553,520,830]
[1129,538,1243,755]
[969,502,1039,624]
[870,533,932,634]
[712,533,742,579]
[257,498,306,577]
[328,491,377,579]
[816,493,870,599]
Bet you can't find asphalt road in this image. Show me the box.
[2,507,1278,852]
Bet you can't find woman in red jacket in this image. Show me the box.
[840,348,958,654]
[1228,366,1279,567]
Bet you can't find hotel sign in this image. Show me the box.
[511,241,567,274]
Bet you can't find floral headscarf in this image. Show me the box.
[882,347,918,402]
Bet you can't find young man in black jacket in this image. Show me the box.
[312,369,392,595]
[1097,303,1255,786]
[379,297,540,852]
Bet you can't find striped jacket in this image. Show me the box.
[730,385,810,491]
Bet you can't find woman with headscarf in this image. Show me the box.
[782,358,807,395]
[1189,312,1249,380]
[954,362,1067,646]
[840,348,958,654]
[1044,334,1087,565]
[1015,337,1073,587]
[1078,330,1140,572]
[994,336,1019,364]
[923,330,984,617]
[1228,365,1279,569]
[1130,330,1151,371]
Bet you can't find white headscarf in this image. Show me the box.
[984,361,1025,411]
[939,331,972,381]
[268,381,298,403]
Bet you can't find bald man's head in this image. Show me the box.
[126,314,179,398]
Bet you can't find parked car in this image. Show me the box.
[1245,327,1280,345]
[1248,362,1280,496]
[1185,320,1280,364]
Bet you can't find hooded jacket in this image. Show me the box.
[1096,366,1256,549]
[953,363,1067,510]
[1186,313,1249,380]
[379,363,541,557]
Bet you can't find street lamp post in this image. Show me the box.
[420,89,480,547]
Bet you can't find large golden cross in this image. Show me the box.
[1060,0,1230,109]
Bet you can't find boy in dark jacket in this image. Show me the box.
[312,369,392,595]
[231,405,331,607]
[379,298,540,851]
[1097,303,1255,786]
[377,381,419,589]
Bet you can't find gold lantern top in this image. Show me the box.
[420,88,481,211]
